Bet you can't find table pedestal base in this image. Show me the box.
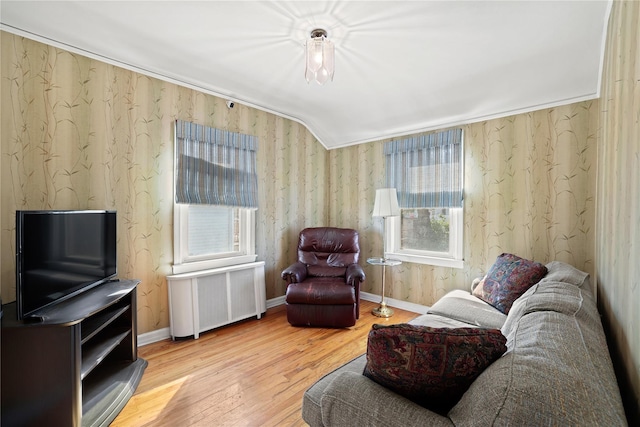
[372,301,394,318]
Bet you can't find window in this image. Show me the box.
[384,129,464,269]
[187,205,238,256]
[173,120,258,274]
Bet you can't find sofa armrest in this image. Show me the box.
[346,263,365,286]
[320,371,454,427]
[281,262,307,284]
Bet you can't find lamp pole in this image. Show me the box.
[370,188,401,318]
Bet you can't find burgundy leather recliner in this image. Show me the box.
[282,227,366,328]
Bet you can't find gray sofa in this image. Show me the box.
[302,261,627,426]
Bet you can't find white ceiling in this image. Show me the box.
[1,1,611,149]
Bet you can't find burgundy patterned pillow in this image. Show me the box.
[363,324,507,414]
[472,253,548,314]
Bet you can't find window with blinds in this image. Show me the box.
[187,205,239,257]
[172,120,258,274]
[384,128,464,269]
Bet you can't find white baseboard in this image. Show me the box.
[267,295,285,309]
[137,294,428,346]
[360,291,429,315]
[138,327,171,346]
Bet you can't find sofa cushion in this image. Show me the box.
[302,354,367,426]
[450,282,627,425]
[362,324,507,414]
[409,312,486,329]
[320,371,454,427]
[472,253,547,314]
[499,262,592,337]
[427,290,506,329]
[540,260,590,289]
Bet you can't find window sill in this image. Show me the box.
[385,251,464,269]
[172,254,257,275]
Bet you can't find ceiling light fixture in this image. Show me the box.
[305,28,334,85]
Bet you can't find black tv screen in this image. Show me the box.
[15,210,117,320]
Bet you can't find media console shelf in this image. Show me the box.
[1,279,146,427]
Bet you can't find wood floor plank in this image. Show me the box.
[111,300,420,426]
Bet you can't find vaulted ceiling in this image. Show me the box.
[1,1,611,149]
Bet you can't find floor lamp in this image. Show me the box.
[371,188,400,318]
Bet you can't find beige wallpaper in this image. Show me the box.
[331,103,597,305]
[0,28,604,356]
[0,32,329,333]
[2,5,637,420]
[597,1,640,421]
[0,30,598,331]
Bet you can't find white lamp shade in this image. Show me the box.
[372,188,400,218]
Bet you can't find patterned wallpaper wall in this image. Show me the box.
[3,5,637,420]
[0,31,598,339]
[0,32,328,333]
[330,102,597,304]
[597,1,640,420]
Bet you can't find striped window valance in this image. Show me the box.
[385,128,463,208]
[175,120,259,208]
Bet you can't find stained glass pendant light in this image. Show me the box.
[305,28,335,85]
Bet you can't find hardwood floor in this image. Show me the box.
[111,300,419,427]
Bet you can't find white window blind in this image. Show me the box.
[187,205,238,256]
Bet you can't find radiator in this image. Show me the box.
[167,261,266,339]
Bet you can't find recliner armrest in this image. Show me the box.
[346,263,365,286]
[282,262,308,284]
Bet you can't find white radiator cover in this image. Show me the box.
[167,261,266,339]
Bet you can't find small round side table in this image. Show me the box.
[367,257,402,318]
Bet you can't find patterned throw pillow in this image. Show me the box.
[472,253,548,314]
[363,324,507,414]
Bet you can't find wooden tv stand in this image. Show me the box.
[1,279,146,427]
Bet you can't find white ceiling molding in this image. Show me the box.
[0,1,612,150]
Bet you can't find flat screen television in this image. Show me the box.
[15,210,117,320]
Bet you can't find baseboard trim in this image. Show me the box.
[267,295,286,309]
[360,291,429,315]
[138,294,428,346]
[138,327,171,346]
